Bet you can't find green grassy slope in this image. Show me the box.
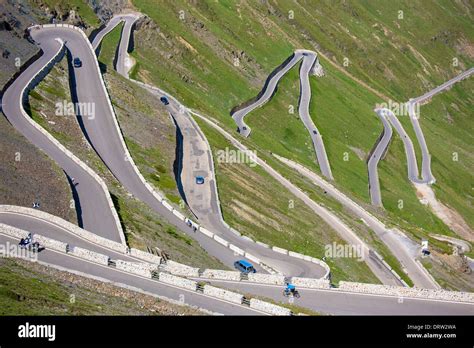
[130,0,472,240]
[27,52,225,269]
[128,1,473,288]
[419,78,474,230]
[273,0,474,100]
[37,0,100,27]
[195,116,379,284]
[0,258,202,315]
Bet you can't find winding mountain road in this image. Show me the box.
[274,155,439,289]
[105,14,329,278]
[368,68,474,206]
[1,12,471,315]
[1,28,123,243]
[0,213,469,315]
[231,50,333,180]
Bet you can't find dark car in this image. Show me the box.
[234,260,256,274]
[160,96,169,105]
[195,176,205,185]
[73,57,82,68]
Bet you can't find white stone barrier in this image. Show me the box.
[244,253,261,265]
[272,246,288,255]
[291,277,331,289]
[71,247,110,266]
[229,244,245,256]
[158,272,197,291]
[0,207,127,253]
[15,29,125,245]
[338,282,474,303]
[163,260,200,277]
[33,234,68,253]
[162,201,173,211]
[241,235,254,243]
[256,241,270,248]
[172,209,186,221]
[115,259,154,278]
[0,223,29,239]
[288,251,305,259]
[213,235,229,247]
[249,298,291,316]
[199,227,214,238]
[201,269,241,281]
[248,273,285,285]
[129,248,162,264]
[203,285,243,304]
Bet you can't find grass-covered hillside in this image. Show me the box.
[0,258,203,315]
[129,1,473,243]
[26,40,225,269]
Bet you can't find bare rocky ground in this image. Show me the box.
[0,0,101,222]
[421,250,473,292]
[0,257,204,315]
[27,56,225,269]
[0,114,76,223]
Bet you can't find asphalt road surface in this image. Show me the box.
[1,29,122,243]
[368,68,473,206]
[205,279,474,315]
[231,50,333,180]
[106,15,328,278]
[1,15,471,313]
[274,155,440,289]
[2,219,470,315]
[0,232,262,315]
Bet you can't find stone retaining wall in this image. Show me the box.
[33,234,68,253]
[71,247,109,266]
[115,259,153,278]
[291,277,331,289]
[201,269,241,281]
[249,298,291,316]
[203,285,243,304]
[129,248,161,264]
[0,223,29,239]
[248,273,285,285]
[158,272,197,291]
[163,260,200,277]
[338,281,474,303]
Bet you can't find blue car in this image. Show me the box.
[195,176,205,185]
[73,57,82,68]
[234,260,256,274]
[160,96,169,105]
